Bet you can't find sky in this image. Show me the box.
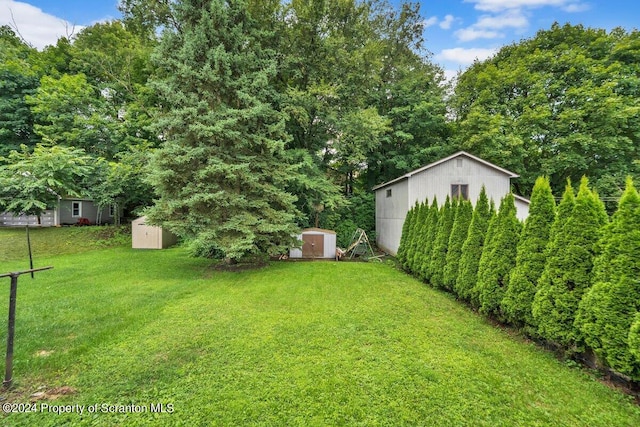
[1,0,639,80]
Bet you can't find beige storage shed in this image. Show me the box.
[289,228,337,259]
[132,216,178,249]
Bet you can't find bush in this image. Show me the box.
[455,187,491,302]
[476,193,521,319]
[576,177,640,378]
[501,176,555,330]
[443,199,472,291]
[533,177,607,351]
[429,196,455,288]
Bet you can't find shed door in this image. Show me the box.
[302,234,324,258]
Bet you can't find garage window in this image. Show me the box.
[451,184,469,200]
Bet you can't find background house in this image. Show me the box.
[0,198,113,226]
[373,151,530,255]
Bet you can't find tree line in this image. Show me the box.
[396,177,640,382]
[0,1,639,261]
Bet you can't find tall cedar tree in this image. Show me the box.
[533,177,607,351]
[146,0,301,261]
[576,178,640,378]
[476,193,521,318]
[501,177,556,330]
[396,201,417,267]
[403,200,425,272]
[407,201,430,274]
[454,187,491,302]
[429,196,455,288]
[530,182,575,335]
[419,197,439,281]
[443,199,473,291]
[411,199,435,276]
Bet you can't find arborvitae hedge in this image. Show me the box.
[407,201,430,273]
[533,177,607,351]
[455,187,491,302]
[396,202,417,267]
[576,177,640,379]
[469,198,497,308]
[501,177,556,330]
[443,199,473,291]
[402,201,422,271]
[410,200,433,274]
[419,197,439,282]
[477,193,521,319]
[429,196,455,288]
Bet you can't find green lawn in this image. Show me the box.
[0,228,639,426]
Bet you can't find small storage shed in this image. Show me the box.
[132,216,178,249]
[289,228,337,259]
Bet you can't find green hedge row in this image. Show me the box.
[396,177,640,381]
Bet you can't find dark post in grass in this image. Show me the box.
[26,225,34,279]
[0,266,53,389]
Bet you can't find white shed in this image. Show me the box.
[373,151,530,255]
[132,216,178,249]
[289,228,337,259]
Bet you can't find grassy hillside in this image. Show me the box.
[0,230,638,425]
[0,226,131,263]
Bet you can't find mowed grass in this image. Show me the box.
[0,229,639,426]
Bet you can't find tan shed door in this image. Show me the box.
[302,234,324,258]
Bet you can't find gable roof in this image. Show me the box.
[372,151,520,191]
[513,194,531,206]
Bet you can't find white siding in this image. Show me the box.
[375,179,409,255]
[407,157,511,209]
[375,152,525,256]
[132,216,178,249]
[289,228,337,259]
[515,197,530,222]
[0,210,57,226]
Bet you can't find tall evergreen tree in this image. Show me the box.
[455,187,491,302]
[429,196,455,288]
[476,193,521,318]
[501,177,556,330]
[576,178,640,378]
[443,199,473,291]
[396,201,417,267]
[470,201,497,309]
[146,0,301,261]
[533,177,607,350]
[410,199,434,276]
[404,200,426,272]
[418,197,439,281]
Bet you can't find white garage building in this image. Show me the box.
[373,151,530,255]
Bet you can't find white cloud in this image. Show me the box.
[437,47,498,65]
[455,27,503,42]
[464,0,587,13]
[562,2,590,12]
[440,14,455,30]
[455,6,531,42]
[423,16,439,28]
[475,10,529,30]
[0,0,85,49]
[423,14,457,31]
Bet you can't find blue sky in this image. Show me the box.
[1,0,638,79]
